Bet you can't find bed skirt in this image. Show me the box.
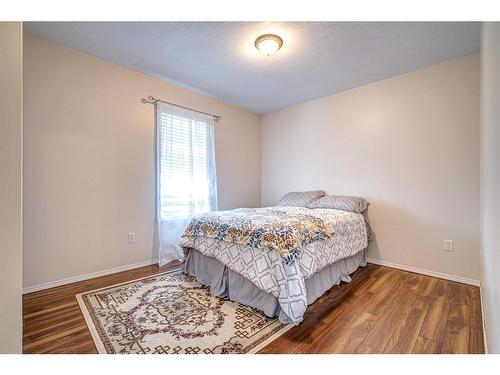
[182,247,367,324]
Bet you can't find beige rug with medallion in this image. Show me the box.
[76,269,291,354]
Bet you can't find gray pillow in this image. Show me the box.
[306,195,369,213]
[278,190,325,207]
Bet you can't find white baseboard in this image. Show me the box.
[366,257,480,286]
[479,282,489,354]
[22,259,159,294]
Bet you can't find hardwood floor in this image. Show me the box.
[22,262,485,354]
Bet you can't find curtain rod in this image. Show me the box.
[141,96,221,122]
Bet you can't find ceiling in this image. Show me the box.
[24,22,481,114]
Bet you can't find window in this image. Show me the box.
[159,111,212,219]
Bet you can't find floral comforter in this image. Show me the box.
[180,206,369,324]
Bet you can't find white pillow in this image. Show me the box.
[278,190,325,207]
[306,195,369,213]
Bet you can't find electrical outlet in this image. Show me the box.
[128,232,136,244]
[443,239,454,252]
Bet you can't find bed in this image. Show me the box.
[179,194,370,324]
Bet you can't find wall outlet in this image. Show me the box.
[128,232,136,244]
[443,239,454,252]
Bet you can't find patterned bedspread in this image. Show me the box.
[182,207,338,265]
[180,207,369,324]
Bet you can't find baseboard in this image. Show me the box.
[366,258,480,286]
[22,259,159,294]
[479,282,489,354]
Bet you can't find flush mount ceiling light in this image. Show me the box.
[255,34,283,56]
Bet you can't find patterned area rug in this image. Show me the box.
[76,269,291,354]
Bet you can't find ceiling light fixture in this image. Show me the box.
[255,34,283,56]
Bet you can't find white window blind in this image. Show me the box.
[159,112,211,219]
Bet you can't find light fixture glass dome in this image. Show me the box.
[255,34,283,56]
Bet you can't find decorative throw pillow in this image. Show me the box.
[306,195,369,213]
[278,190,325,207]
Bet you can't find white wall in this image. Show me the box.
[23,33,261,289]
[0,22,23,353]
[262,54,481,281]
[480,22,500,354]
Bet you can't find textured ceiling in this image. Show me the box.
[24,22,481,114]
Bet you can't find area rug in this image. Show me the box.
[76,269,291,354]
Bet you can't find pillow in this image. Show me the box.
[306,195,369,213]
[278,190,325,207]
